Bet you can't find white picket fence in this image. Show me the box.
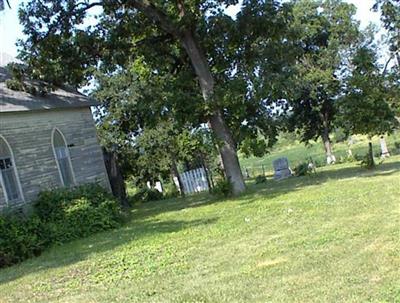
[174,167,209,194]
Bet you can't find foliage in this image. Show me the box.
[131,188,164,204]
[373,0,400,114]
[0,213,46,268]
[338,154,358,164]
[163,182,181,200]
[255,175,267,184]
[5,79,24,91]
[360,153,376,169]
[293,162,311,176]
[34,184,122,244]
[283,0,361,160]
[0,184,122,268]
[4,63,54,96]
[338,44,399,137]
[211,178,233,197]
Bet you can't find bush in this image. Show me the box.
[338,154,357,164]
[212,179,233,197]
[354,153,364,161]
[293,162,311,176]
[163,183,181,199]
[0,184,122,268]
[360,153,375,169]
[132,187,164,203]
[255,175,267,184]
[0,213,47,267]
[5,79,24,91]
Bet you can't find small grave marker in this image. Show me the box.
[273,157,292,180]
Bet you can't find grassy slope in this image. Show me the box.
[240,133,400,174]
[0,159,399,302]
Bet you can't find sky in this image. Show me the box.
[0,0,383,61]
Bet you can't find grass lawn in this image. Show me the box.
[239,133,400,175]
[0,157,399,302]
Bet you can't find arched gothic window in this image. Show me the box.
[0,136,23,203]
[52,129,75,187]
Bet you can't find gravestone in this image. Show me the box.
[273,157,292,180]
[380,136,390,158]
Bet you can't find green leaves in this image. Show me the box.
[284,0,360,144]
[338,45,399,137]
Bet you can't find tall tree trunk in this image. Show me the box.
[321,132,336,165]
[208,110,246,194]
[367,141,375,168]
[103,149,129,208]
[171,156,185,197]
[130,3,245,194]
[179,30,246,195]
[320,115,336,165]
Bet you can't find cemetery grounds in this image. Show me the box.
[0,136,399,302]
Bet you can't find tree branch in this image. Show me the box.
[127,1,182,38]
[39,1,103,42]
[382,54,393,75]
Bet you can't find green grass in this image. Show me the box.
[1,157,399,302]
[239,133,400,175]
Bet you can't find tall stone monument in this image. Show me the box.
[380,136,390,158]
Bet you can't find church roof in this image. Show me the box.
[0,66,98,113]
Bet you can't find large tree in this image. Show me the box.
[374,0,400,66]
[338,43,399,165]
[17,0,250,194]
[374,0,400,114]
[283,0,361,164]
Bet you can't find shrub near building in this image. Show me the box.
[0,184,122,268]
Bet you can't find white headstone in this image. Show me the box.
[155,181,163,193]
[380,136,390,158]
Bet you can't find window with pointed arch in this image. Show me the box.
[52,129,75,187]
[0,136,23,203]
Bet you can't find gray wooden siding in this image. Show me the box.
[0,107,111,209]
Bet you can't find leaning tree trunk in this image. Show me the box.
[179,30,246,195]
[130,2,245,195]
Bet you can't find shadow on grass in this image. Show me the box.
[131,160,400,220]
[0,216,219,285]
[239,160,400,205]
[1,160,398,284]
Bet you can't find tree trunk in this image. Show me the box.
[367,141,375,168]
[179,30,246,195]
[103,149,129,208]
[322,134,336,165]
[208,110,246,194]
[129,3,245,195]
[171,157,185,197]
[320,117,336,164]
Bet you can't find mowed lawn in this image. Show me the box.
[1,158,399,302]
[239,133,400,174]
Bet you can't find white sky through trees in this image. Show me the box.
[0,0,384,63]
